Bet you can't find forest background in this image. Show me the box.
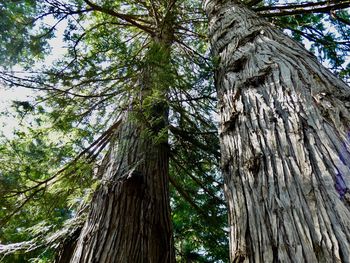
[1,0,350,262]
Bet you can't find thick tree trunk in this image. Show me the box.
[67,115,174,263]
[205,1,350,262]
[57,31,175,261]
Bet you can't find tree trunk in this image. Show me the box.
[68,115,174,263]
[56,34,175,262]
[205,1,350,262]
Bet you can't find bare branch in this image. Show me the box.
[82,0,154,34]
[255,0,350,17]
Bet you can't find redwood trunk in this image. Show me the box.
[58,34,175,261]
[68,116,174,263]
[205,1,350,262]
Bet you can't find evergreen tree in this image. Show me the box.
[1,0,226,262]
[1,0,350,262]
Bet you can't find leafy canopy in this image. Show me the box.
[1,0,350,262]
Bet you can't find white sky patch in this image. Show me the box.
[0,15,68,138]
[40,18,68,66]
[0,87,32,137]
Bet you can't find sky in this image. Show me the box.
[0,87,31,135]
[0,4,349,137]
[0,17,67,137]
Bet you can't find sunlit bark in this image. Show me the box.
[205,1,350,262]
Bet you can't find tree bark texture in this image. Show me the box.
[205,1,350,262]
[68,115,174,263]
[60,33,175,262]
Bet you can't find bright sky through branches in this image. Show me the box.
[0,16,67,137]
[0,2,349,137]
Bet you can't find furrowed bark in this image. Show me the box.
[57,24,175,263]
[205,1,350,262]
[65,114,174,263]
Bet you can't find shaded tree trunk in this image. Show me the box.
[54,227,81,263]
[205,1,350,262]
[56,30,175,263]
[69,114,174,263]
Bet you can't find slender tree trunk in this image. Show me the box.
[56,30,175,262]
[205,1,350,262]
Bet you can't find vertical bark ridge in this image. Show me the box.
[205,1,350,262]
[68,113,174,263]
[59,16,175,260]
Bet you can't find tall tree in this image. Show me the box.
[1,0,227,262]
[205,0,350,262]
[2,0,350,262]
[2,0,178,261]
[61,40,175,263]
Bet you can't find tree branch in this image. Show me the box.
[331,9,350,26]
[255,0,350,17]
[0,210,86,258]
[82,0,154,34]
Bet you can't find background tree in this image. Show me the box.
[0,0,227,262]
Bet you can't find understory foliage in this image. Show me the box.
[0,0,350,262]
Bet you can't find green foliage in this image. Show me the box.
[273,6,350,79]
[0,0,53,68]
[171,157,228,262]
[0,101,96,262]
[1,0,350,262]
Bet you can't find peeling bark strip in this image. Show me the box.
[205,1,350,262]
